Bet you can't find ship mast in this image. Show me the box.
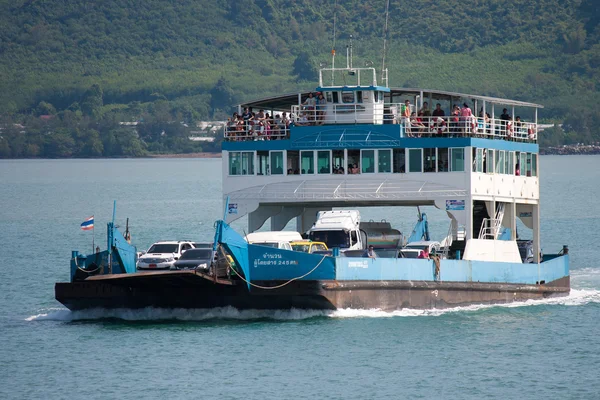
[381,0,390,86]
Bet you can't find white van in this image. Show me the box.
[244,231,302,250]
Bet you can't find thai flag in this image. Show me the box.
[80,216,94,231]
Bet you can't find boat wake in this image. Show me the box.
[27,289,600,322]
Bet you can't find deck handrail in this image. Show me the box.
[223,105,537,143]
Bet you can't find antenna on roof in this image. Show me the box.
[381,0,390,87]
[346,35,354,70]
[330,0,338,85]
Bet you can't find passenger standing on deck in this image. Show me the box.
[363,245,377,259]
[303,92,317,122]
[401,100,412,137]
[450,105,460,137]
[420,102,432,134]
[316,93,327,124]
[242,107,252,136]
[460,103,473,137]
[432,103,445,117]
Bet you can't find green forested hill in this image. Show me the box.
[0,0,598,157]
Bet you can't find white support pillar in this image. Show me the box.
[491,105,495,137]
[344,148,348,175]
[510,201,517,240]
[533,203,541,263]
[296,207,324,234]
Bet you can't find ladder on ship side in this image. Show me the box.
[478,203,505,240]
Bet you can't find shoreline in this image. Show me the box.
[146,152,221,159]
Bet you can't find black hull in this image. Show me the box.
[55,271,570,311]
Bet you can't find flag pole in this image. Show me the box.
[92,216,95,254]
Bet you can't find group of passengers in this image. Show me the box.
[296,92,327,126]
[225,107,291,141]
[399,100,534,141]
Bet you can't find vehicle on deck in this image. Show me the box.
[291,240,328,253]
[245,231,301,250]
[517,240,536,263]
[136,240,195,270]
[173,248,215,271]
[398,249,422,259]
[192,242,213,249]
[307,210,403,251]
[404,241,441,254]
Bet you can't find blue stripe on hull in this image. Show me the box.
[335,255,569,285]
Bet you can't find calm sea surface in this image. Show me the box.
[0,156,599,399]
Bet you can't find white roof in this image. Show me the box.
[245,231,303,243]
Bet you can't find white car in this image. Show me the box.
[136,241,195,270]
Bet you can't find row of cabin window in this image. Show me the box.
[325,91,385,104]
[472,148,538,176]
[228,148,465,176]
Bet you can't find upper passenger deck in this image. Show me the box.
[223,67,542,148]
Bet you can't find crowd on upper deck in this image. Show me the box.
[396,100,535,141]
[225,93,536,142]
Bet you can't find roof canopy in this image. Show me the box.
[239,88,543,111]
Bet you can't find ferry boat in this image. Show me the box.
[55,61,570,311]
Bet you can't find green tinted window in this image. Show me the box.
[270,151,284,175]
[317,151,331,174]
[408,149,422,172]
[361,150,375,173]
[378,149,391,173]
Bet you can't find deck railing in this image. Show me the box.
[223,105,538,143]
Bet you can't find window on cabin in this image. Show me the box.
[495,150,505,174]
[408,149,423,173]
[532,154,537,177]
[317,151,331,174]
[361,150,375,173]
[378,149,391,173]
[474,148,484,173]
[342,91,354,103]
[229,152,241,176]
[333,150,345,174]
[229,152,255,176]
[438,148,449,172]
[504,151,510,175]
[424,148,437,172]
[450,148,464,172]
[326,92,333,103]
[393,149,406,173]
[356,91,363,103]
[332,92,339,104]
[271,151,284,175]
[241,152,254,175]
[487,149,494,174]
[520,152,527,176]
[526,153,532,176]
[257,151,269,175]
[507,151,514,175]
[347,150,360,173]
[287,150,300,175]
[301,151,315,174]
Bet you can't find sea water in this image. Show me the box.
[0,156,599,399]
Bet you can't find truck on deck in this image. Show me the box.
[307,210,403,251]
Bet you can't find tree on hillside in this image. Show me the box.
[293,51,317,82]
[81,84,104,118]
[210,77,236,116]
[36,101,56,116]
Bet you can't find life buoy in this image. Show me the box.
[506,121,514,138]
[433,117,447,134]
[470,117,478,134]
